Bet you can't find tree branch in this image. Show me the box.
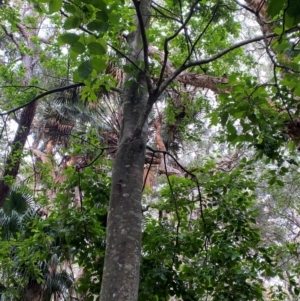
[0,83,84,116]
[0,83,122,117]
[156,0,201,90]
[151,4,180,22]
[0,85,47,91]
[132,0,153,93]
[182,1,220,65]
[1,25,20,49]
[158,28,300,95]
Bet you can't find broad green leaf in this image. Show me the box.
[280,78,296,89]
[63,3,76,13]
[273,27,282,35]
[233,111,244,118]
[294,85,300,97]
[209,112,218,126]
[81,0,95,4]
[71,42,85,54]
[227,123,237,135]
[248,114,257,124]
[231,85,244,94]
[70,49,79,60]
[266,0,284,17]
[96,10,109,22]
[285,14,295,28]
[228,74,238,84]
[87,20,109,33]
[220,112,228,126]
[73,70,81,83]
[276,179,284,187]
[78,61,93,79]
[233,134,253,143]
[90,58,106,72]
[274,40,290,52]
[268,177,276,185]
[86,35,97,44]
[59,33,80,45]
[265,268,277,277]
[286,0,300,18]
[63,17,80,29]
[123,65,134,73]
[82,0,107,9]
[87,41,106,55]
[93,0,107,9]
[49,0,62,13]
[81,0,97,5]
[293,53,300,63]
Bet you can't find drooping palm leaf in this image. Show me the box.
[3,185,34,215]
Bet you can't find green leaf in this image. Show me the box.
[87,41,106,55]
[73,70,81,82]
[280,78,296,89]
[285,14,295,28]
[265,267,276,277]
[78,61,93,80]
[81,0,107,9]
[49,0,62,13]
[87,20,109,33]
[286,0,300,18]
[248,114,257,124]
[273,27,282,35]
[276,179,284,187]
[90,58,106,72]
[63,3,76,13]
[93,0,107,9]
[220,112,228,126]
[294,85,300,97]
[209,112,218,126]
[268,177,276,185]
[80,0,92,3]
[63,17,80,29]
[71,42,85,54]
[266,0,284,17]
[96,10,109,22]
[231,252,239,260]
[233,134,253,143]
[123,65,134,73]
[227,123,236,135]
[59,33,80,45]
[233,111,244,118]
[228,74,238,84]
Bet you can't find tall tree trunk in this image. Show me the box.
[0,22,37,206]
[99,1,152,301]
[0,101,38,206]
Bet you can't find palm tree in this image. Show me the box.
[0,186,75,301]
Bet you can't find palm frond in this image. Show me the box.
[4,185,34,215]
[0,210,22,239]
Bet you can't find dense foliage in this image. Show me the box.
[1,0,300,300]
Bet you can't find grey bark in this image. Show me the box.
[99,1,153,301]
